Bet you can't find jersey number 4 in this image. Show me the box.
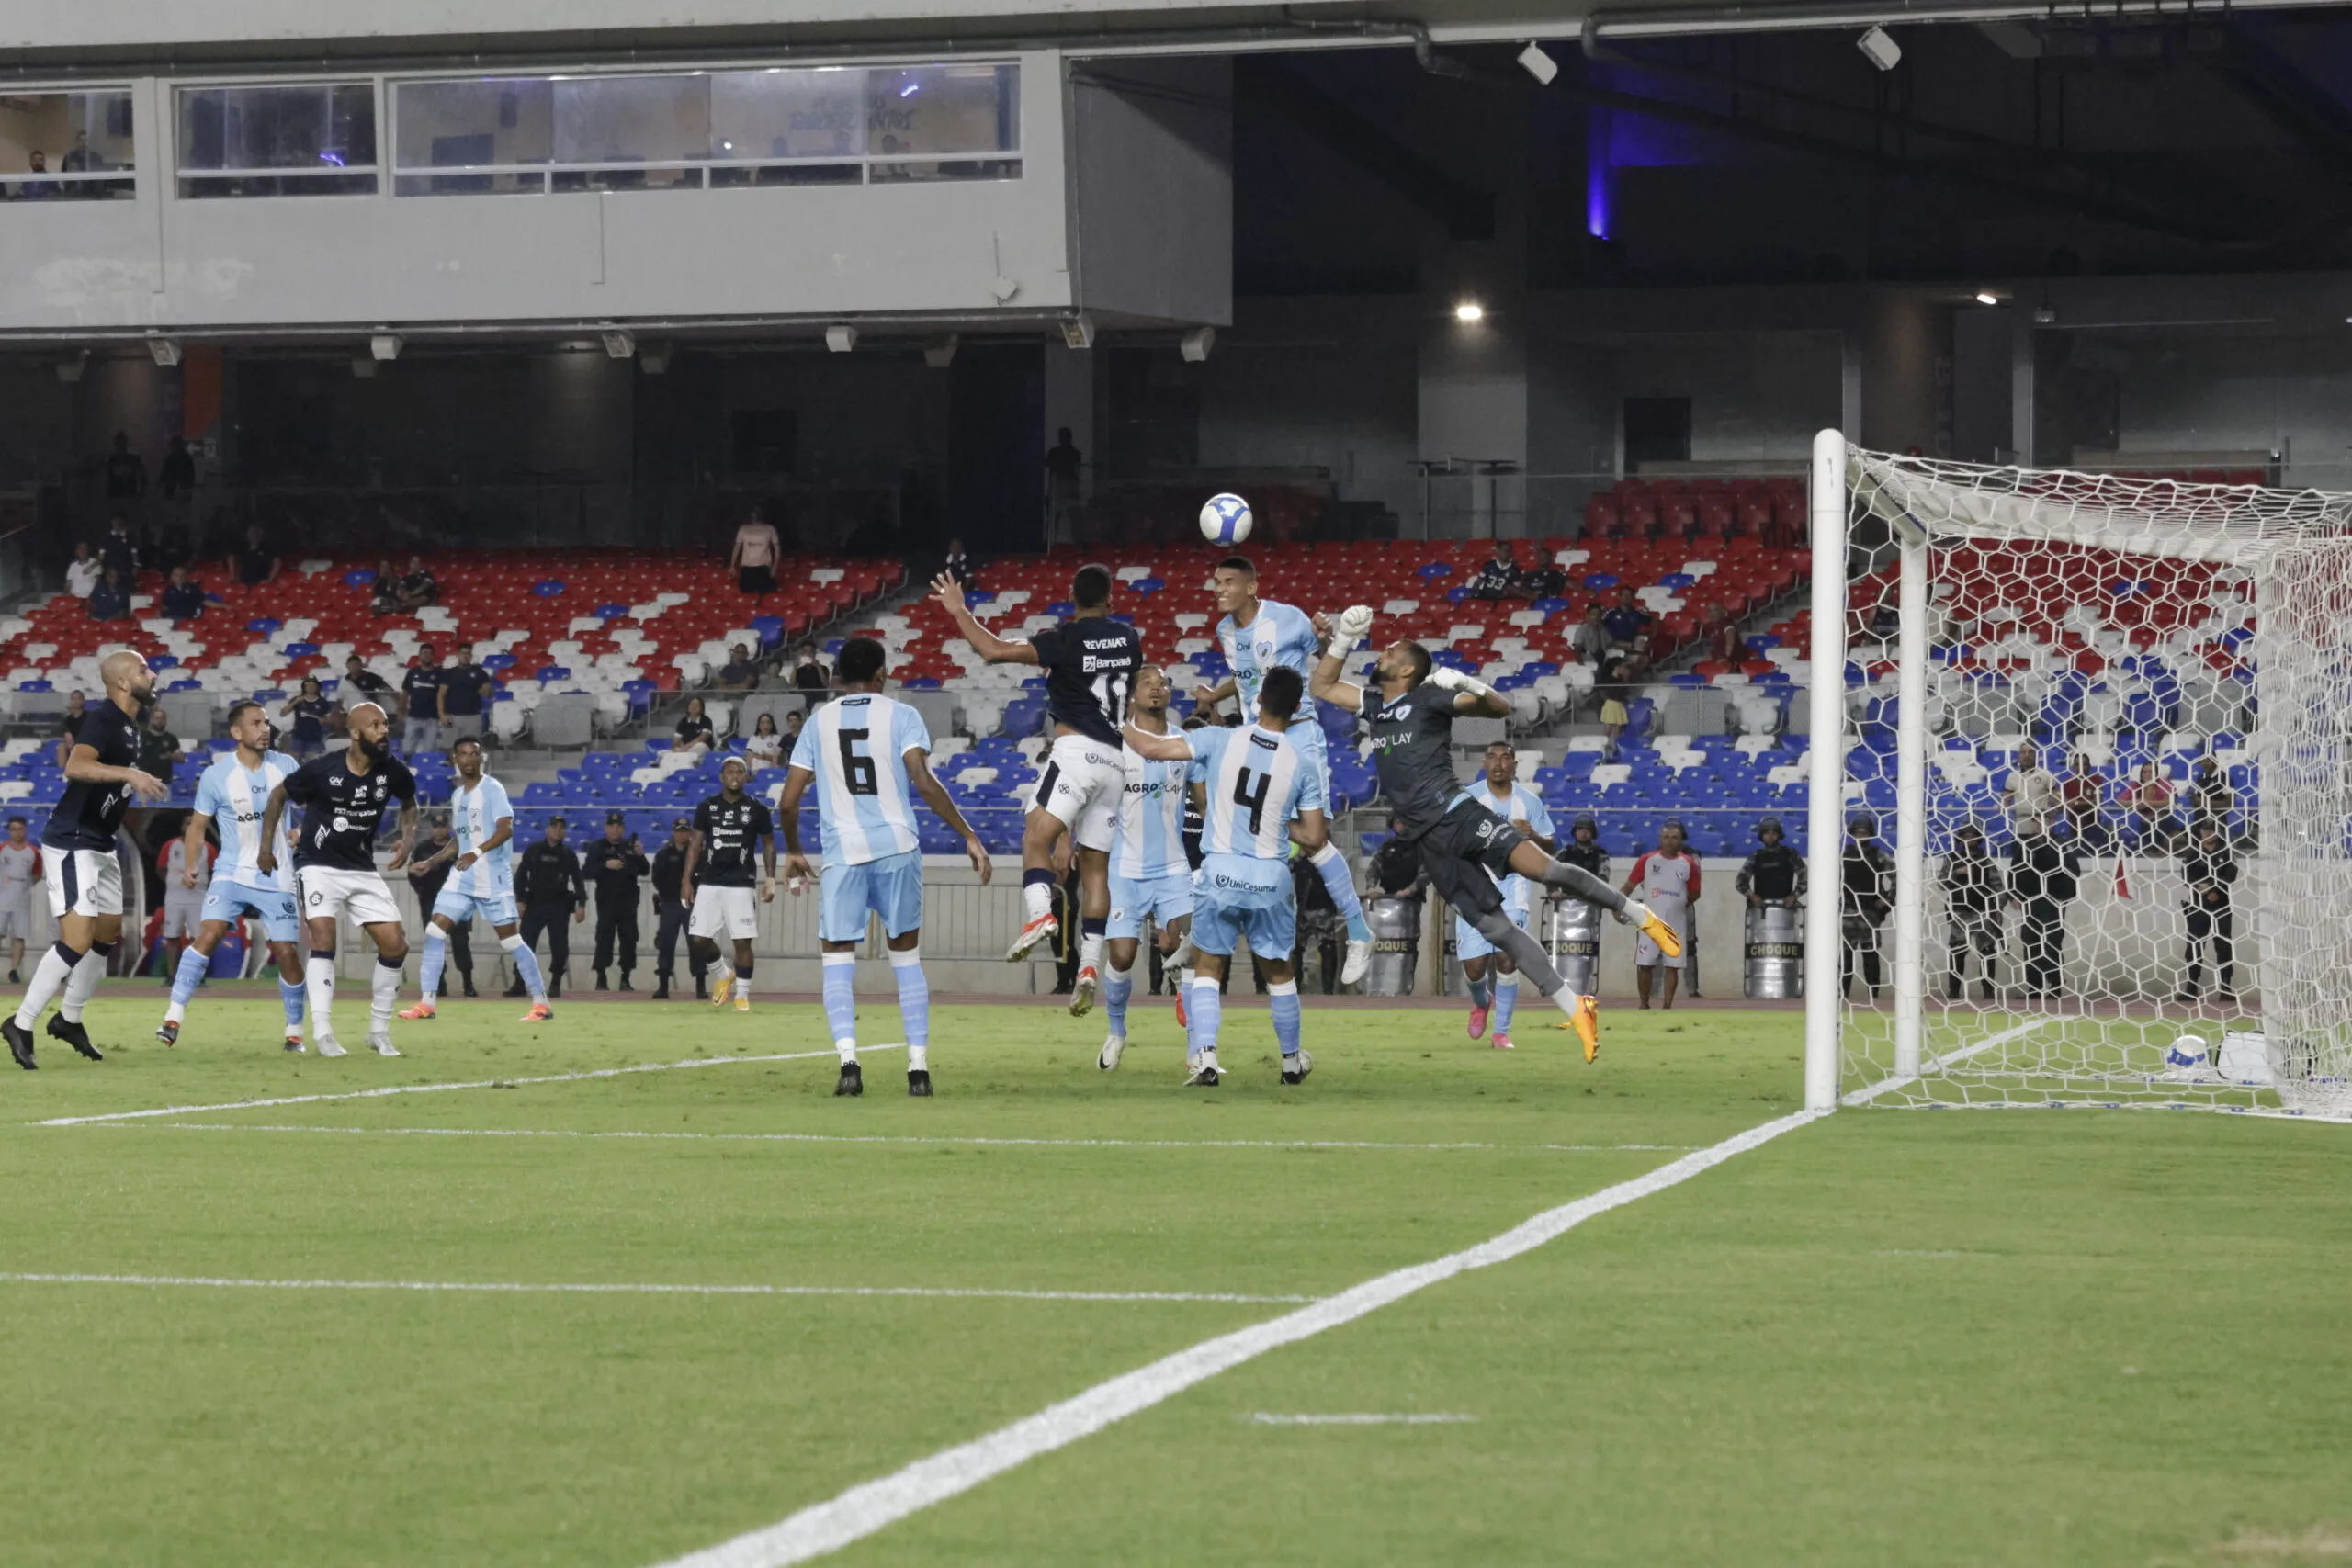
[1230,766,1272,838]
[836,728,878,797]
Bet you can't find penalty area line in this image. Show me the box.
[0,1272,1310,1306]
[32,1045,903,1127]
[650,1106,1827,1568]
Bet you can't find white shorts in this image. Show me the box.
[160,897,208,939]
[690,883,761,941]
[44,847,123,919]
[1030,734,1124,854]
[0,897,33,939]
[297,865,403,929]
[1634,899,1689,969]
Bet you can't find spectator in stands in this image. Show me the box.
[782,709,804,746]
[14,151,56,199]
[160,564,206,621]
[2187,754,2230,838]
[1602,586,1651,646]
[673,696,717,761]
[942,536,978,590]
[388,555,435,613]
[100,513,140,581]
[86,567,130,622]
[340,653,391,708]
[745,711,785,768]
[588,813,650,991]
[791,641,829,693]
[2004,740,2061,838]
[650,817,706,1001]
[280,676,335,760]
[2007,823,2082,1000]
[64,539,101,599]
[368,558,401,617]
[138,704,183,784]
[234,524,280,586]
[103,433,147,501]
[1044,428,1083,547]
[1466,538,1525,601]
[730,505,782,596]
[1597,687,1629,759]
[715,642,761,693]
[1521,552,1567,601]
[54,691,86,768]
[436,641,492,746]
[1841,813,1894,1002]
[2122,760,2177,850]
[400,644,444,754]
[1944,820,2005,1002]
[2177,820,2238,1003]
[2055,749,2106,848]
[406,815,476,998]
[511,818,587,999]
[159,434,196,502]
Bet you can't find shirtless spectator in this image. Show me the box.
[730,506,782,596]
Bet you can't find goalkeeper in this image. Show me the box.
[1307,604,1683,1061]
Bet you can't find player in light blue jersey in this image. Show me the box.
[1451,741,1555,1053]
[780,636,990,1099]
[399,735,555,1022]
[1097,665,1202,1072]
[157,699,307,1050]
[1199,555,1375,985]
[1125,665,1327,1088]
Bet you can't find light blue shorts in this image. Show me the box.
[821,849,923,943]
[202,879,301,944]
[1454,901,1532,963]
[1108,870,1194,941]
[1189,852,1295,961]
[433,886,518,928]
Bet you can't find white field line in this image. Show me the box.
[89,1122,1697,1156]
[0,1272,1309,1306]
[1840,1019,2050,1107]
[32,1045,901,1128]
[1246,1412,1476,1427]
[653,1107,1826,1568]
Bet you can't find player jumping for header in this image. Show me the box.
[1194,555,1375,987]
[399,735,557,1022]
[1123,665,1327,1088]
[1097,664,1201,1071]
[5,649,169,1069]
[778,636,991,1098]
[157,699,308,1050]
[1306,607,1682,1061]
[931,563,1142,1015]
[259,701,417,1058]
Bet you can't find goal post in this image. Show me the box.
[1804,433,2352,1119]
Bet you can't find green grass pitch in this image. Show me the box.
[0,987,2345,1566]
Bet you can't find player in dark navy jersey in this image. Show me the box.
[1309,605,1681,1063]
[931,563,1143,1013]
[5,649,167,1069]
[682,756,777,1011]
[261,701,417,1060]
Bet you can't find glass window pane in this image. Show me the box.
[393,77,553,195]
[866,63,1018,158]
[176,84,379,196]
[0,90,136,200]
[710,67,865,163]
[551,74,710,170]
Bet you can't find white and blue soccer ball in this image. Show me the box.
[1200,492,1253,546]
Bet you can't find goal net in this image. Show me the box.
[1820,441,2352,1118]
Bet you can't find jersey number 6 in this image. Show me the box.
[836,728,878,797]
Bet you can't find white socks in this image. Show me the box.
[58,942,110,1022]
[370,956,401,1035]
[16,942,77,1029]
[306,952,337,1037]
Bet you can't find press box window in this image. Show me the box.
[0,90,136,201]
[177,83,379,198]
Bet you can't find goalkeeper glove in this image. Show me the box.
[1426,665,1501,703]
[1325,604,1374,657]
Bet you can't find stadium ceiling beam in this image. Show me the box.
[1251,57,1498,240]
[1572,0,2352,48]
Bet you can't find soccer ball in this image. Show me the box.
[1200,492,1253,546]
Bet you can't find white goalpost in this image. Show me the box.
[1802,430,2352,1119]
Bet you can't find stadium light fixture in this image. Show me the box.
[369,333,402,362]
[1180,325,1216,364]
[923,334,960,368]
[1858,25,1902,71]
[825,324,858,354]
[1973,289,2008,306]
[1060,314,1096,350]
[600,329,635,360]
[54,349,87,383]
[1516,43,1559,85]
[145,336,181,367]
[1455,300,1485,323]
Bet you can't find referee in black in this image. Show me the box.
[589,812,650,991]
